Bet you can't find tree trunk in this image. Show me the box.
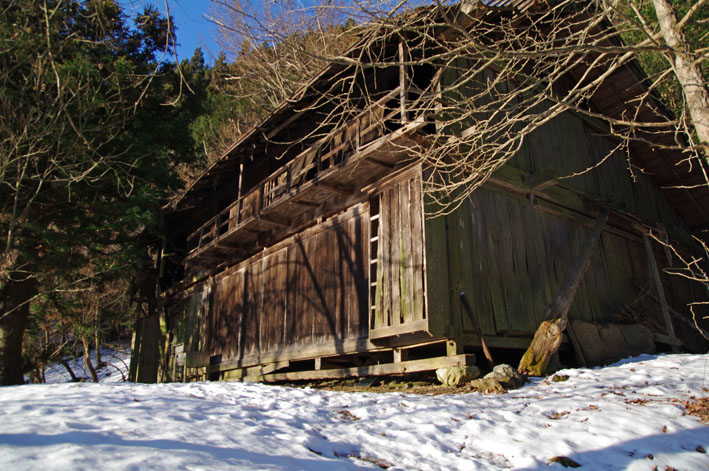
[652,0,709,154]
[518,211,608,376]
[0,271,36,385]
[59,359,79,382]
[82,336,99,383]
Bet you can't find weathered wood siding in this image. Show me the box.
[371,170,427,338]
[194,204,369,364]
[440,186,701,338]
[428,66,701,340]
[511,111,686,232]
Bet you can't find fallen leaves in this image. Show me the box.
[338,410,360,421]
[683,397,709,423]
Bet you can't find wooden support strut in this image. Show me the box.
[642,232,679,351]
[399,41,408,124]
[518,211,609,376]
[460,292,494,368]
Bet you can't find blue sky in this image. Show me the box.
[121,0,221,63]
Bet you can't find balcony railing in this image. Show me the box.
[185,85,421,263]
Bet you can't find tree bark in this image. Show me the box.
[0,271,36,385]
[652,0,709,154]
[82,336,99,383]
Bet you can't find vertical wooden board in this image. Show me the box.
[233,269,246,361]
[262,249,287,353]
[626,236,651,288]
[560,113,596,196]
[467,189,496,335]
[588,235,615,324]
[285,244,298,346]
[536,210,564,309]
[519,198,547,329]
[500,193,529,332]
[480,190,508,334]
[566,222,594,323]
[355,207,370,337]
[398,179,415,324]
[378,191,391,329]
[329,222,345,342]
[508,196,539,333]
[603,234,639,310]
[451,198,476,332]
[268,250,286,352]
[207,278,228,356]
[343,209,374,338]
[409,176,426,322]
[444,206,464,340]
[312,229,335,343]
[491,191,514,332]
[254,259,264,356]
[301,235,316,345]
[260,254,274,353]
[339,216,356,340]
[242,261,261,357]
[389,185,402,325]
[424,213,451,338]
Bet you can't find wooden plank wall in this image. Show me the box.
[371,172,427,336]
[444,186,694,337]
[199,205,369,364]
[438,108,703,339]
[512,110,685,231]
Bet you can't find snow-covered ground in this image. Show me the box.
[40,344,131,384]
[1,354,708,470]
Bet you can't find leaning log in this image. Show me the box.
[518,211,609,376]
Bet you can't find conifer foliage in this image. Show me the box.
[0,0,199,384]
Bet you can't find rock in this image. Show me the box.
[483,363,526,389]
[619,323,656,356]
[570,320,658,367]
[469,377,506,394]
[436,365,481,387]
[549,456,581,468]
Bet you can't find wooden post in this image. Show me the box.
[399,41,408,123]
[236,158,244,224]
[446,339,462,356]
[460,292,494,368]
[643,233,678,351]
[518,211,608,376]
[393,347,409,363]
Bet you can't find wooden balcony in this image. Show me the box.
[185,86,426,267]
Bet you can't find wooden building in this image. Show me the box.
[132,4,709,383]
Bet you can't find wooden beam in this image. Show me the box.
[653,332,683,347]
[363,157,395,169]
[643,233,679,350]
[530,169,560,192]
[258,214,291,228]
[266,108,308,139]
[242,354,477,382]
[399,41,408,123]
[291,200,320,208]
[318,182,354,196]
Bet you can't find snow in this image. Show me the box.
[40,344,131,384]
[1,353,708,470]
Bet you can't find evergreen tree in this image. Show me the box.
[0,0,198,384]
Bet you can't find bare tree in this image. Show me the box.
[208,0,707,212]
